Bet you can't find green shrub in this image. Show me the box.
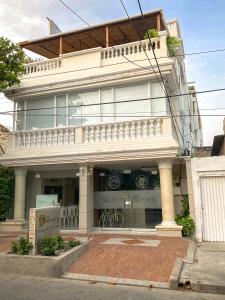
[10,236,33,255]
[166,36,180,56]
[176,215,195,237]
[144,28,158,39]
[38,235,64,256]
[68,240,80,248]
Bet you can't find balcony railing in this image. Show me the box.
[13,117,170,149]
[22,32,168,78]
[101,38,160,60]
[25,57,62,75]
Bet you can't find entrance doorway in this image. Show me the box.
[94,167,162,230]
[43,177,79,229]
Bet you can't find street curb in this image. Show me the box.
[183,239,197,264]
[190,281,225,295]
[62,272,170,289]
[169,239,197,290]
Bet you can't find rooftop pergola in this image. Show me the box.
[19,9,166,58]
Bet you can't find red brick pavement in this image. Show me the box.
[67,234,188,283]
[0,232,188,283]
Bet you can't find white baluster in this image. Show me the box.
[26,132,31,147]
[112,124,118,141]
[84,127,89,143]
[130,122,136,139]
[149,120,154,137]
[156,119,161,136]
[53,130,58,145]
[124,123,130,140]
[64,129,69,144]
[136,121,142,138]
[119,123,124,140]
[69,128,75,144]
[90,127,95,143]
[95,126,100,142]
[143,120,149,138]
[101,125,106,142]
[31,132,37,147]
[58,129,63,145]
[37,131,42,147]
[47,130,52,146]
[42,131,47,146]
[107,124,112,141]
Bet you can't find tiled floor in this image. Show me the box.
[67,234,188,283]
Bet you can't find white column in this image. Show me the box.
[158,160,176,226]
[79,165,94,233]
[14,168,27,220]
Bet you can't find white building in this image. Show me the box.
[1,10,202,236]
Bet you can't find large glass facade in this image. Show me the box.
[15,82,167,131]
[94,167,162,229]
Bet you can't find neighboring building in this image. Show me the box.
[1,10,202,236]
[186,119,225,242]
[211,118,225,156]
[0,124,9,155]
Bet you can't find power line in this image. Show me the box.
[9,46,225,82]
[1,87,225,114]
[57,0,156,73]
[136,0,183,143]
[1,111,224,118]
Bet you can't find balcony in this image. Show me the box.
[17,32,170,90]
[13,117,166,149]
[2,116,178,167]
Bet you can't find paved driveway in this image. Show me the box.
[67,234,188,283]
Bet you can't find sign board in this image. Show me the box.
[29,206,60,255]
[94,189,161,209]
[36,194,58,208]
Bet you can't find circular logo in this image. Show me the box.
[108,175,120,190]
[135,175,148,189]
[38,215,46,227]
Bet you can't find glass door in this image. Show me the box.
[94,167,162,230]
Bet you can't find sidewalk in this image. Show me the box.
[180,242,225,294]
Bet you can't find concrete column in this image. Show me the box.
[79,165,94,233]
[14,168,27,220]
[155,160,182,237]
[158,160,176,226]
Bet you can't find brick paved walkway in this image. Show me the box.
[67,234,188,283]
[0,232,188,283]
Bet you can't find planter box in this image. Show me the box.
[0,243,87,277]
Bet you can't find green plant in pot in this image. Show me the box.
[10,236,33,255]
[144,28,158,39]
[176,195,195,237]
[166,36,180,56]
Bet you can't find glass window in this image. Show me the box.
[56,95,66,127]
[151,83,167,116]
[101,89,114,123]
[16,101,25,131]
[68,93,82,126]
[26,97,54,130]
[114,84,149,121]
[81,90,100,125]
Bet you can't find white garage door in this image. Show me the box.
[200,176,225,242]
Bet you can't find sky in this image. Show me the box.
[0,0,225,145]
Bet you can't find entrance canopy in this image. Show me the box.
[19,9,166,58]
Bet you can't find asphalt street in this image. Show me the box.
[0,274,224,300]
